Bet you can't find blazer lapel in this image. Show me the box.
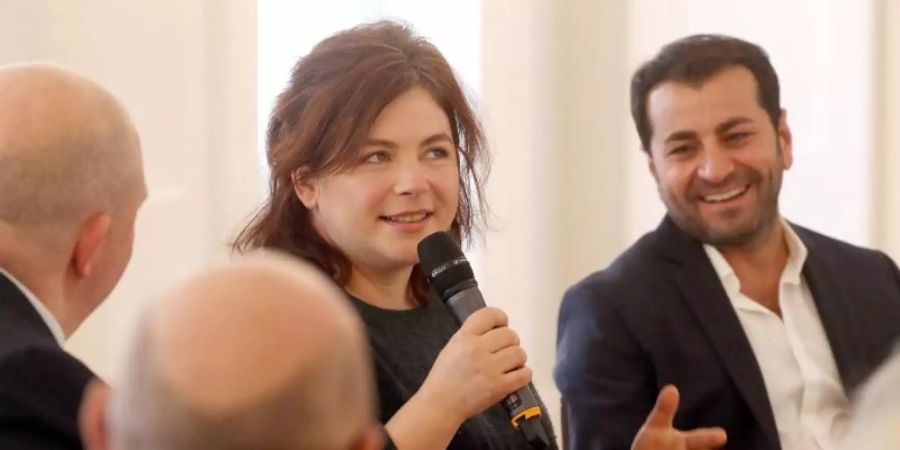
[654,217,781,450]
[797,229,867,392]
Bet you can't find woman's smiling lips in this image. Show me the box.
[380,210,434,232]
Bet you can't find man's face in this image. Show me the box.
[645,65,793,247]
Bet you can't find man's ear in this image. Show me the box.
[79,379,112,450]
[647,153,659,183]
[291,170,319,209]
[73,213,112,278]
[777,109,794,170]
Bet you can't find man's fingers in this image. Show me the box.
[636,386,727,450]
[681,427,727,449]
[644,385,679,428]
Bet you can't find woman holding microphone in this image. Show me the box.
[234,21,557,449]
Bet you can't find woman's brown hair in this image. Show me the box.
[233,21,488,304]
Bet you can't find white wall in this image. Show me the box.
[876,0,900,261]
[0,0,260,380]
[480,0,634,431]
[480,0,558,429]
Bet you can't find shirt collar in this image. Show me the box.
[781,219,808,285]
[0,266,66,347]
[702,218,809,292]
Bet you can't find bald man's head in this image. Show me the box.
[88,252,379,450]
[0,63,144,237]
[0,63,146,336]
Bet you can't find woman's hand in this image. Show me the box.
[418,306,532,424]
[384,307,532,450]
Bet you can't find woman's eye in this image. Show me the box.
[363,151,389,163]
[426,147,451,159]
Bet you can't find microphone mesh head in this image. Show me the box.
[417,232,474,297]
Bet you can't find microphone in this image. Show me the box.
[417,231,550,450]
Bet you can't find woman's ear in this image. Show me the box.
[291,170,319,209]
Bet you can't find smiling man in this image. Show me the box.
[554,35,900,450]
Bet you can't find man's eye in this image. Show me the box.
[725,132,752,144]
[668,145,694,156]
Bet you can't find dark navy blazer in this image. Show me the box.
[555,216,900,450]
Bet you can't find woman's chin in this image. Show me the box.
[374,252,420,272]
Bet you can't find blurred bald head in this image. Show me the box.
[0,62,145,336]
[0,62,144,237]
[98,252,379,450]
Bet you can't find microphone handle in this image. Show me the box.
[445,287,550,449]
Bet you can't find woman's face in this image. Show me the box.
[296,87,460,274]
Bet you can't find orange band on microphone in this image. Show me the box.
[510,406,543,429]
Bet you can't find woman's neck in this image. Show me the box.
[345,263,417,310]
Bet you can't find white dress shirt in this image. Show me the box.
[703,220,850,450]
[0,266,66,347]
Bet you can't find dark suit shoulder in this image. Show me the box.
[794,223,900,288]
[564,229,668,312]
[0,324,57,360]
[556,231,666,450]
[794,224,893,262]
[0,344,94,396]
[0,346,93,450]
